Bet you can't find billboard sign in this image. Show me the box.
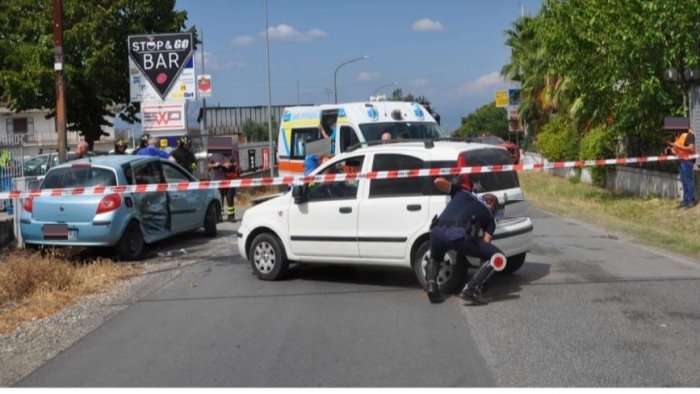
[128,32,194,100]
[495,90,508,107]
[142,101,187,133]
[129,56,195,102]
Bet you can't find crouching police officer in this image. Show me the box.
[426,175,504,305]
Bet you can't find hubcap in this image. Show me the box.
[421,251,455,284]
[253,241,275,273]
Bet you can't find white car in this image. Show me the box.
[237,140,534,293]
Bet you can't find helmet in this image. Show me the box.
[177,136,191,147]
[115,139,127,147]
[139,133,150,147]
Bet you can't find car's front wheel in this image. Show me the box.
[116,220,145,261]
[249,233,288,280]
[203,201,219,237]
[413,240,466,295]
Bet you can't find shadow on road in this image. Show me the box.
[285,264,421,290]
[476,261,551,305]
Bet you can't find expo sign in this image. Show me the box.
[128,32,194,100]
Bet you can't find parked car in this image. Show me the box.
[237,140,533,294]
[20,155,221,260]
[23,151,106,177]
[467,135,521,164]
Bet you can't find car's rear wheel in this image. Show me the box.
[498,252,526,275]
[249,233,288,280]
[203,201,219,237]
[413,240,466,295]
[116,220,145,261]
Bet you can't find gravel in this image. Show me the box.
[0,255,198,387]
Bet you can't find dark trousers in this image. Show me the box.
[430,225,502,262]
[680,160,696,204]
[219,188,236,213]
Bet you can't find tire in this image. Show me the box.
[203,201,218,237]
[499,252,526,275]
[249,233,289,281]
[116,220,145,261]
[412,240,466,294]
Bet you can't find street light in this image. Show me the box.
[334,55,369,104]
[372,81,397,98]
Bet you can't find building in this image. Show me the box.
[197,104,311,139]
[0,105,117,156]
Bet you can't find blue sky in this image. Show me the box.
[173,0,542,133]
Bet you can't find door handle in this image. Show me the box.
[339,207,352,214]
[407,204,421,211]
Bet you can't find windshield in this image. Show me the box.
[42,166,117,189]
[24,155,48,176]
[359,122,446,142]
[481,136,505,145]
[460,148,519,192]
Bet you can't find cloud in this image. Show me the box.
[458,72,505,95]
[232,35,255,46]
[196,51,246,71]
[407,78,430,88]
[356,72,381,82]
[411,18,444,32]
[264,24,327,42]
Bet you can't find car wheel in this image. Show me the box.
[116,220,145,261]
[413,240,466,294]
[203,201,218,237]
[249,233,288,281]
[499,252,526,275]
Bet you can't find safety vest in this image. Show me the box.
[674,130,696,159]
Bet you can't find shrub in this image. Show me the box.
[536,115,579,161]
[579,125,615,186]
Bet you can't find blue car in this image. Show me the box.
[20,155,221,260]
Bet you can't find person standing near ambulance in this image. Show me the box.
[667,128,696,208]
[426,176,504,305]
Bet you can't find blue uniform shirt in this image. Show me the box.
[137,146,171,159]
[437,184,496,236]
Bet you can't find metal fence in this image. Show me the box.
[0,135,24,211]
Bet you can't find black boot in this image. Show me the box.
[459,262,494,305]
[426,258,444,304]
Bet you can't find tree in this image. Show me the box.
[0,0,188,148]
[454,102,508,138]
[241,119,279,142]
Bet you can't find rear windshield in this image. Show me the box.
[460,148,519,192]
[42,166,117,189]
[359,122,446,142]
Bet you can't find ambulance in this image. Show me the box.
[277,101,446,176]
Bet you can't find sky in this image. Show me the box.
[171,0,543,133]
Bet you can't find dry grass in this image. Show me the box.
[236,185,285,206]
[520,170,700,260]
[0,249,142,334]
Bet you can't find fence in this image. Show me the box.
[0,135,24,212]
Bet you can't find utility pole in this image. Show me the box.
[200,28,208,154]
[264,0,274,177]
[53,0,67,163]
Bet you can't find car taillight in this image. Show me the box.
[456,155,472,190]
[96,193,122,214]
[23,197,34,213]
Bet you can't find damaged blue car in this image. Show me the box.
[20,155,221,260]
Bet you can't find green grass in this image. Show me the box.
[520,171,700,259]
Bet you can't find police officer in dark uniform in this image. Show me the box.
[426,175,503,305]
[171,136,197,175]
[133,133,150,155]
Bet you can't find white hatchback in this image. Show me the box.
[237,140,534,293]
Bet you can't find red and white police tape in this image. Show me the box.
[1,153,698,200]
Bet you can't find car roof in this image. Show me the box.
[342,140,502,158]
[50,154,157,170]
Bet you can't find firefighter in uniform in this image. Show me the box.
[133,133,150,155]
[171,136,197,175]
[114,139,128,155]
[426,176,504,305]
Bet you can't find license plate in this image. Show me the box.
[43,223,68,239]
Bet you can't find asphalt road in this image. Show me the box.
[16,208,700,387]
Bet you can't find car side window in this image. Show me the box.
[134,161,163,185]
[369,154,426,198]
[307,155,364,201]
[162,162,193,183]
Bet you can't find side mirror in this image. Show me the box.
[292,184,308,204]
